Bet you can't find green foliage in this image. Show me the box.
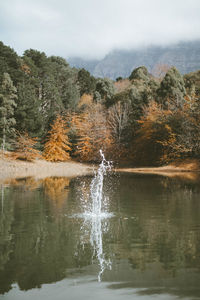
[21,50,80,136]
[111,68,159,140]
[77,68,96,96]
[15,78,43,137]
[0,41,22,85]
[94,78,115,106]
[1,40,200,166]
[0,73,17,150]
[48,56,80,110]
[157,67,186,108]
[116,77,123,82]
[129,66,151,81]
[23,49,48,70]
[184,70,200,97]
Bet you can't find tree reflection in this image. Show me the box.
[42,177,70,207]
[4,176,70,208]
[0,174,200,297]
[0,185,14,294]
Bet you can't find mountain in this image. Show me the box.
[68,57,100,74]
[68,40,200,80]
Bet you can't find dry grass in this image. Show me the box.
[0,156,95,181]
[115,159,200,181]
[1,153,200,183]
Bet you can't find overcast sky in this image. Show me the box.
[0,0,200,59]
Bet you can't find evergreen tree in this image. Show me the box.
[48,56,80,110]
[77,68,96,96]
[0,73,17,151]
[94,78,115,106]
[0,41,22,85]
[157,67,186,109]
[15,78,43,137]
[129,66,151,81]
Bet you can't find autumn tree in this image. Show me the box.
[77,93,93,111]
[162,95,200,160]
[107,101,131,161]
[108,101,130,145]
[133,101,175,165]
[12,132,41,161]
[71,101,112,162]
[43,115,71,162]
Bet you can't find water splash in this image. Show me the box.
[90,149,111,216]
[76,150,112,281]
[89,150,112,281]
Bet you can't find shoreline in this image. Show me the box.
[1,158,200,182]
[116,165,200,174]
[0,158,95,181]
[115,163,200,181]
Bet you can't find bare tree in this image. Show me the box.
[108,102,130,144]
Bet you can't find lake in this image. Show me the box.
[0,172,200,300]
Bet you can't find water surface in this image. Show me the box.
[0,173,200,299]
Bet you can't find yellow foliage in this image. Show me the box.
[12,132,41,161]
[43,115,71,162]
[78,93,93,110]
[134,101,176,165]
[42,177,70,206]
[71,104,113,162]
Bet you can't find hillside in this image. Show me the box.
[68,40,200,79]
[1,40,200,166]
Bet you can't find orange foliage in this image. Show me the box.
[21,63,31,74]
[78,93,93,110]
[42,177,70,207]
[12,132,41,161]
[4,177,40,190]
[43,115,71,162]
[134,101,176,165]
[71,104,113,162]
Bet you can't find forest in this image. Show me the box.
[0,40,200,166]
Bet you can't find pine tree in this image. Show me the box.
[0,73,17,152]
[15,78,43,137]
[43,115,71,162]
[158,67,186,109]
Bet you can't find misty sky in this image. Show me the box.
[0,0,200,59]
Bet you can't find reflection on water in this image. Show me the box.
[78,150,112,281]
[0,173,200,299]
[78,214,112,282]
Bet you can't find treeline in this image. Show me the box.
[0,40,200,165]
